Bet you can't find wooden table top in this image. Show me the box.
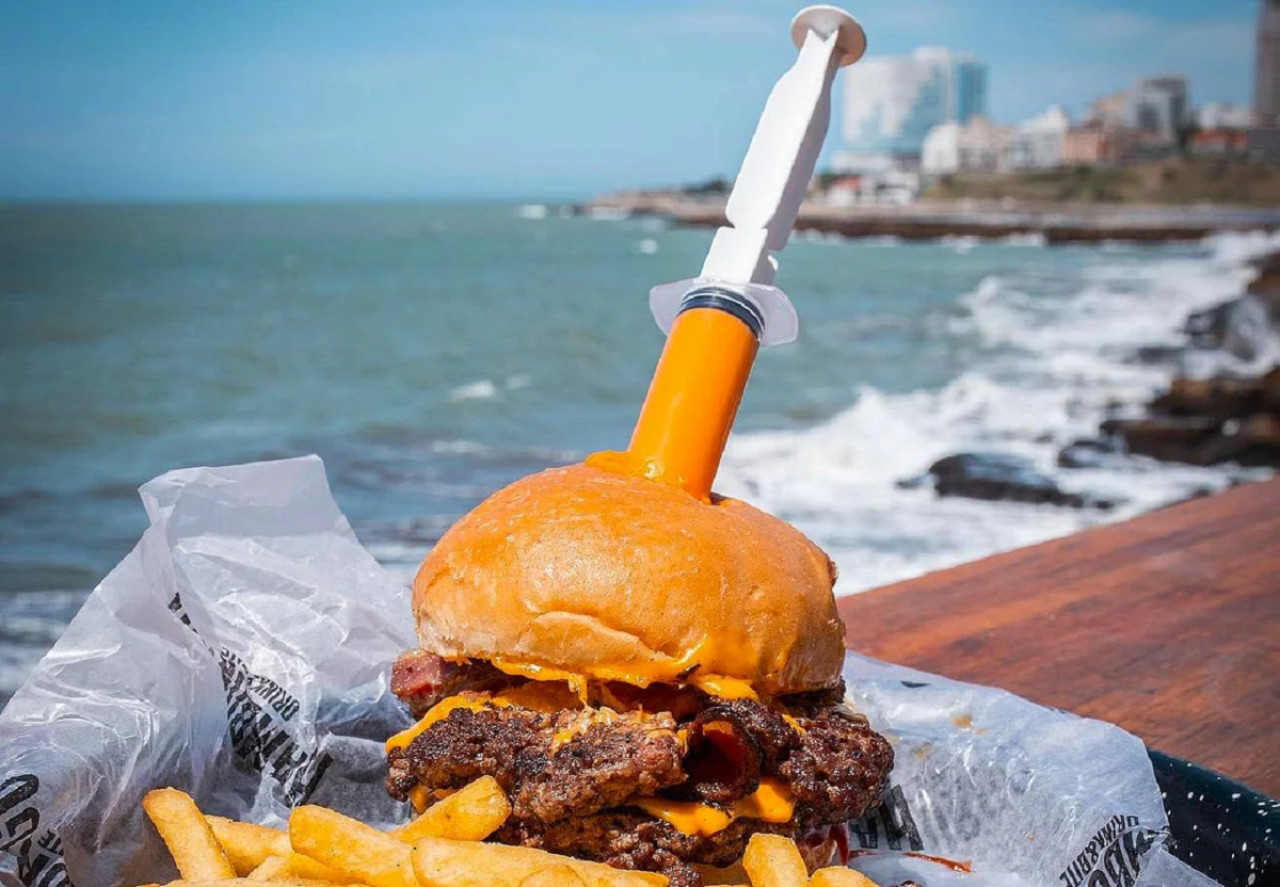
[836,477,1280,797]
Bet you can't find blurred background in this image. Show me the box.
[3,0,1279,706]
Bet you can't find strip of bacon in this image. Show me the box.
[390,650,518,717]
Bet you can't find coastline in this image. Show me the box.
[2,203,1279,709]
[583,192,1280,243]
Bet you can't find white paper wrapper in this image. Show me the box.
[0,457,1219,887]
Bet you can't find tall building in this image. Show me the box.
[1257,0,1280,126]
[1124,77,1187,143]
[836,47,986,170]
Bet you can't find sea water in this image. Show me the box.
[1,202,1275,704]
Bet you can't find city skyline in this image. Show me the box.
[0,0,1263,200]
[839,47,987,166]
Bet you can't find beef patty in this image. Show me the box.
[386,677,893,887]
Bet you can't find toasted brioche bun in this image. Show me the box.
[412,463,845,697]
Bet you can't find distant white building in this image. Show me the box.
[1197,102,1253,130]
[836,47,987,171]
[823,170,920,206]
[920,122,962,175]
[921,117,1011,175]
[1004,106,1070,170]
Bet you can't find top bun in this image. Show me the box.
[412,464,845,697]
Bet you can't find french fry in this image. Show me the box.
[207,817,291,875]
[518,865,588,887]
[142,789,237,881]
[159,880,345,886]
[289,805,416,887]
[411,837,668,886]
[391,776,511,844]
[808,868,879,887]
[206,816,358,884]
[742,834,808,887]
[287,851,369,884]
[247,855,291,881]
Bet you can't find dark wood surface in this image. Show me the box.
[836,478,1280,797]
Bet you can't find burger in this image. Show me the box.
[385,464,894,886]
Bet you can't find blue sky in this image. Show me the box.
[0,0,1261,200]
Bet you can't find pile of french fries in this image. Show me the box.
[136,777,879,887]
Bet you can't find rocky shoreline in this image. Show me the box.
[583,190,1280,508]
[583,193,1280,244]
[908,251,1280,507]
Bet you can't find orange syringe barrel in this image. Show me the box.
[620,306,759,500]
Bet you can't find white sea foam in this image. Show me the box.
[636,238,660,254]
[447,379,498,402]
[588,207,631,221]
[516,204,549,220]
[998,231,1048,247]
[719,230,1280,595]
[940,234,981,253]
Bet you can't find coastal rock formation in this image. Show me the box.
[1097,248,1280,470]
[1057,437,1125,469]
[1103,369,1280,467]
[901,452,1112,508]
[1107,249,1280,468]
[1183,295,1275,362]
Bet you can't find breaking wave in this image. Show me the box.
[718,230,1280,593]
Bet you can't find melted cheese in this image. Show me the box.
[631,778,795,837]
[781,713,806,734]
[732,777,794,823]
[385,694,502,752]
[633,797,733,837]
[689,675,759,700]
[550,707,622,750]
[408,785,431,814]
[385,682,582,753]
[490,658,591,702]
[488,651,771,703]
[497,681,582,712]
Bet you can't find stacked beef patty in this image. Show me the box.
[386,653,893,887]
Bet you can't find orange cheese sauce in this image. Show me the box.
[385,681,582,753]
[631,777,795,837]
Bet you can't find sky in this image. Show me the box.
[0,0,1263,201]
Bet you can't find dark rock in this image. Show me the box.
[1106,410,1280,467]
[1105,417,1222,464]
[1129,344,1188,366]
[917,452,1097,508]
[1246,253,1280,309]
[1150,368,1280,421]
[1183,300,1231,344]
[1057,437,1124,469]
[1182,294,1275,361]
[1088,250,1280,473]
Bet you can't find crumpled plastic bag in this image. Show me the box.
[0,457,1218,887]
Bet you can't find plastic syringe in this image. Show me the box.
[588,5,866,500]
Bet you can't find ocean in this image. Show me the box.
[1,201,1276,706]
